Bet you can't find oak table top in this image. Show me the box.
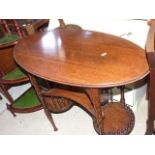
[13,29,149,88]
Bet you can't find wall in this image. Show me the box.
[48,19,149,48]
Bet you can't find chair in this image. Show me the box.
[145,19,155,134]
[0,19,50,37]
[56,19,82,30]
[24,19,82,35]
[0,19,50,116]
[23,19,49,35]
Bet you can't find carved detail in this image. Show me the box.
[43,96,73,113]
[93,102,135,135]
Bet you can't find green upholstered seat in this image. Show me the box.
[13,88,41,109]
[2,68,27,80]
[0,33,20,45]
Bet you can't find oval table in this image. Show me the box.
[14,28,149,134]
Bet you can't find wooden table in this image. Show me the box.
[14,28,149,134]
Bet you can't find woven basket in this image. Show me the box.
[43,96,73,113]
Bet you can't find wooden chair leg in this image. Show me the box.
[6,104,16,117]
[0,87,17,116]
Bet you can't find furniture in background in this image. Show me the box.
[56,19,82,30]
[0,31,43,116]
[0,19,52,116]
[0,19,50,37]
[14,28,149,134]
[21,19,82,35]
[145,19,155,134]
[23,19,49,35]
[0,19,26,38]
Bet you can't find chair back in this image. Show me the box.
[0,19,26,38]
[24,19,49,35]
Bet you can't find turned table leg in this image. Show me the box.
[85,88,104,134]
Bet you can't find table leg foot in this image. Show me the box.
[145,120,154,135]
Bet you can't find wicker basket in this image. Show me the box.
[43,96,73,113]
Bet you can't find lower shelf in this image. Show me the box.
[93,102,135,135]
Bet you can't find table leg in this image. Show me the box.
[29,74,58,131]
[146,100,155,134]
[146,75,155,135]
[85,88,104,134]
